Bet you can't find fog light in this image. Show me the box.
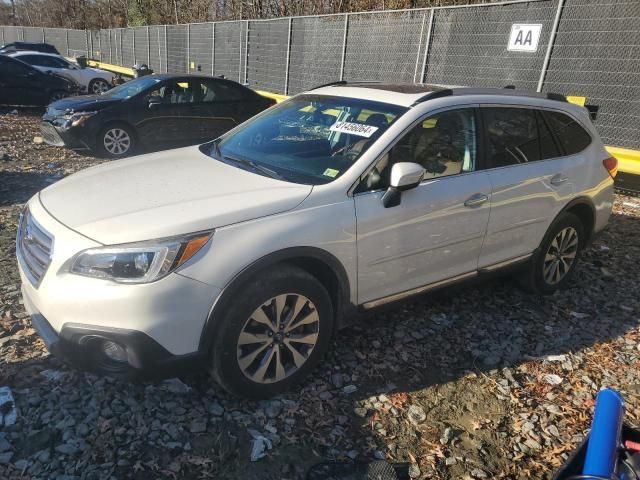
[102,340,128,363]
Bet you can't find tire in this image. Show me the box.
[210,264,334,399]
[48,90,69,104]
[517,212,584,294]
[97,123,136,158]
[89,78,111,95]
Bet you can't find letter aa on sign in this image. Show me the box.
[507,24,542,52]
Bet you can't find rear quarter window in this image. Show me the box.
[543,110,592,156]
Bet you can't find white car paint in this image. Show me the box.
[18,85,614,363]
[8,51,114,93]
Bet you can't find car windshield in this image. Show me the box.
[202,94,407,185]
[102,76,163,99]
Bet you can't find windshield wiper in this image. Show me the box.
[223,154,286,181]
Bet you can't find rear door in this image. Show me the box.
[477,106,581,268]
[354,106,492,304]
[194,79,255,141]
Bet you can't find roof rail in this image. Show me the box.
[309,80,347,90]
[546,92,567,102]
[411,88,453,105]
[308,80,383,90]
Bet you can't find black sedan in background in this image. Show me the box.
[40,74,276,158]
[0,42,60,54]
[0,54,78,106]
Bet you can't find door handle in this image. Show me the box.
[550,174,568,186]
[464,193,489,208]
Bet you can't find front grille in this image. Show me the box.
[40,122,64,147]
[16,208,54,288]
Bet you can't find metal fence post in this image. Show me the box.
[65,30,69,56]
[339,14,349,81]
[147,26,151,65]
[211,23,215,76]
[537,0,565,92]
[420,9,435,84]
[132,27,136,64]
[164,26,168,73]
[284,17,293,94]
[98,30,102,61]
[20,27,24,40]
[41,27,45,43]
[186,24,190,72]
[1,28,4,45]
[86,29,90,57]
[120,29,124,66]
[413,11,428,84]
[244,20,249,84]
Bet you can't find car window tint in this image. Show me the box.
[200,81,246,102]
[483,107,541,167]
[22,55,59,68]
[544,110,592,155]
[3,58,33,76]
[536,111,562,160]
[362,109,477,192]
[149,81,199,104]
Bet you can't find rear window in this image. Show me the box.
[543,111,592,156]
[483,107,542,167]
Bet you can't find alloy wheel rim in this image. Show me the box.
[543,226,579,285]
[237,293,320,384]
[92,80,110,94]
[103,128,131,155]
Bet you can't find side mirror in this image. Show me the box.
[382,162,425,208]
[148,96,162,108]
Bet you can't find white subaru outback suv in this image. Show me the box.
[17,83,616,398]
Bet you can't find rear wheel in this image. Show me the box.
[97,123,135,158]
[89,78,110,95]
[210,265,334,398]
[517,212,584,294]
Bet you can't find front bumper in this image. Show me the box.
[39,121,93,150]
[17,197,221,373]
[27,302,206,377]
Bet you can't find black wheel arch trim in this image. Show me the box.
[198,246,354,354]
[557,196,597,246]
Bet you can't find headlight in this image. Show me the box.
[69,231,212,284]
[62,111,98,129]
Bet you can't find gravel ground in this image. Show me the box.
[1,108,640,480]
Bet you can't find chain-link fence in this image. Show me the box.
[2,0,639,149]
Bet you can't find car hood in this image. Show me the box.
[48,94,120,112]
[39,146,313,244]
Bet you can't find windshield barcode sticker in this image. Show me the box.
[329,121,379,138]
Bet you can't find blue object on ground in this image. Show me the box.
[583,388,625,478]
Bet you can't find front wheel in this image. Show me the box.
[210,265,334,399]
[517,212,584,294]
[89,78,111,95]
[97,124,135,158]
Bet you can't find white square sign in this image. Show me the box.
[507,24,542,52]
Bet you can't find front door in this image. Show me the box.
[354,107,492,304]
[135,79,197,146]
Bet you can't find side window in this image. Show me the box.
[483,107,541,167]
[28,55,61,68]
[148,81,200,105]
[3,58,33,76]
[543,111,592,155]
[536,111,562,160]
[360,108,477,191]
[200,81,246,103]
